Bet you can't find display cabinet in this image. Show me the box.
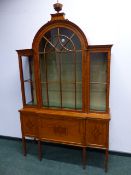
[17,2,112,172]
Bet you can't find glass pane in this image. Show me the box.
[72,35,81,50]
[59,27,73,37]
[48,83,61,107]
[39,54,46,82]
[90,83,106,111]
[22,56,31,80]
[45,28,58,41]
[61,52,74,82]
[76,83,82,109]
[40,52,60,107]
[22,56,36,105]
[90,52,107,112]
[62,83,75,109]
[39,38,46,52]
[24,82,34,105]
[46,52,60,82]
[90,53,107,83]
[76,52,82,82]
[41,82,48,107]
[40,52,60,83]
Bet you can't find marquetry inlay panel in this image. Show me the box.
[53,126,68,136]
[21,114,38,136]
[91,125,102,140]
[86,119,108,147]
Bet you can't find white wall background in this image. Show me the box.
[0,0,131,153]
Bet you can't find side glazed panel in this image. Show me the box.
[86,119,109,148]
[90,52,108,112]
[39,115,84,145]
[20,113,38,137]
[22,56,37,105]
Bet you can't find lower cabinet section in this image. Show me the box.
[19,109,110,172]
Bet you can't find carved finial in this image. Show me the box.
[53,1,63,13]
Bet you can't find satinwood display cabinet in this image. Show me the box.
[16,2,112,172]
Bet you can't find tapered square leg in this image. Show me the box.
[38,140,42,161]
[22,137,27,156]
[82,147,86,169]
[105,149,108,172]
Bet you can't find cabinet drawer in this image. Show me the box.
[39,116,84,145]
[20,114,38,137]
[86,119,109,148]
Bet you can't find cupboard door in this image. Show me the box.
[21,113,38,137]
[86,119,109,148]
[39,116,84,145]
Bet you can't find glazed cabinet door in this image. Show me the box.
[38,27,83,111]
[86,119,109,148]
[88,45,112,113]
[90,52,108,112]
[17,49,37,107]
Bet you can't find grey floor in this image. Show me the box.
[0,138,131,175]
